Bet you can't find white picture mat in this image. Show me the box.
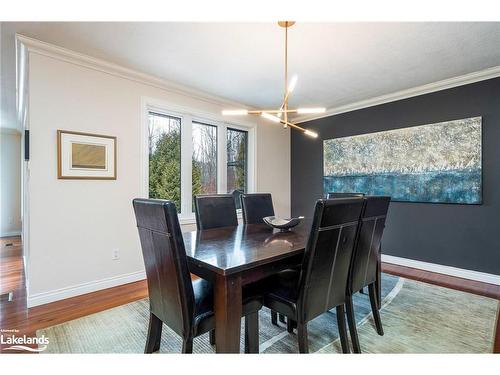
[60,132,115,178]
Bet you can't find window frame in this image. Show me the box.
[141,97,256,224]
[226,127,249,201]
[191,120,219,205]
[147,111,183,212]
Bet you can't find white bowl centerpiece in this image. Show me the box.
[263,216,304,232]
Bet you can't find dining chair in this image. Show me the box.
[240,193,275,224]
[133,198,262,353]
[193,194,239,344]
[345,195,390,353]
[327,192,365,199]
[327,192,367,293]
[253,197,365,353]
[194,194,238,230]
[240,193,286,326]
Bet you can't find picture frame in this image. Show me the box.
[57,130,117,180]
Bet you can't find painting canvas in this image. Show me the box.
[323,117,482,204]
[58,130,116,180]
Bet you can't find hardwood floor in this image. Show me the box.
[28,279,148,332]
[1,235,499,353]
[0,236,34,353]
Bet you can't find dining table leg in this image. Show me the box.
[214,273,242,353]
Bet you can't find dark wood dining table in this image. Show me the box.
[182,222,307,353]
[182,221,382,353]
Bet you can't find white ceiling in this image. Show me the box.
[3,22,500,121]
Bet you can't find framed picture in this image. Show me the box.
[57,130,116,180]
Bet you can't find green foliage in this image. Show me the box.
[235,139,246,190]
[149,130,203,212]
[149,131,182,211]
[149,128,248,212]
[192,160,202,197]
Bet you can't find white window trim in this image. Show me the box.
[140,96,256,225]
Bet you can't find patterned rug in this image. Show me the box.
[37,274,498,353]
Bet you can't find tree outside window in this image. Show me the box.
[148,112,181,212]
[227,128,248,209]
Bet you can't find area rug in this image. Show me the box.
[37,274,498,353]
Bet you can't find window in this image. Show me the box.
[192,122,217,210]
[226,128,248,209]
[144,102,253,221]
[148,112,182,212]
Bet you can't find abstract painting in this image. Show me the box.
[57,130,116,180]
[323,117,482,204]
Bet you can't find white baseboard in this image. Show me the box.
[382,254,500,286]
[1,231,22,238]
[27,270,146,308]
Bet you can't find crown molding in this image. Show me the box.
[15,34,253,111]
[295,65,500,124]
[17,34,500,126]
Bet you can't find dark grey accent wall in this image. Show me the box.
[291,77,500,275]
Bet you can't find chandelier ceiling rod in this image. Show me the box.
[284,21,289,125]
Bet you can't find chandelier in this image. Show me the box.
[222,21,323,138]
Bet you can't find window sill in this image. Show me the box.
[179,216,197,226]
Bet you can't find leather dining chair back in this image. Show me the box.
[327,192,365,199]
[344,195,391,353]
[349,196,391,294]
[133,198,194,337]
[240,193,275,224]
[297,198,364,322]
[240,193,282,326]
[194,194,238,230]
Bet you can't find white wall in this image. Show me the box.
[1,23,19,131]
[26,50,290,306]
[0,130,22,237]
[1,24,23,239]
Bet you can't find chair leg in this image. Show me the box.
[279,314,286,324]
[336,305,350,354]
[271,311,278,326]
[287,318,294,333]
[376,244,382,309]
[360,287,365,294]
[182,336,193,353]
[209,330,216,345]
[145,312,162,353]
[368,283,384,336]
[297,322,309,353]
[345,295,361,353]
[245,312,259,353]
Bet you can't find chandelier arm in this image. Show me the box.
[248,109,298,115]
[279,120,318,138]
[279,90,292,113]
[279,119,305,132]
